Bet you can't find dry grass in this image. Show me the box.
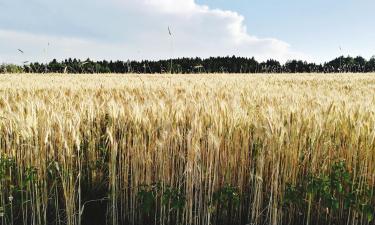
[0,73,374,225]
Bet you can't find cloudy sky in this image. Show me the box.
[0,0,374,64]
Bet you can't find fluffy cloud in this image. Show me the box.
[0,0,304,64]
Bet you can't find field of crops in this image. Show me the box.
[0,73,374,225]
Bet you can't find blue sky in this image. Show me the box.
[0,0,374,64]
[197,0,375,61]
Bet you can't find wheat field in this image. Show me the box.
[0,73,374,225]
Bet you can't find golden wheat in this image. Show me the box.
[0,73,374,225]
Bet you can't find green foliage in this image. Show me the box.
[0,64,24,73]
[137,184,157,214]
[0,154,15,181]
[3,55,375,74]
[285,161,374,223]
[211,185,240,210]
[23,166,38,186]
[162,186,186,212]
[137,183,186,215]
[208,185,241,225]
[0,155,16,222]
[284,183,305,207]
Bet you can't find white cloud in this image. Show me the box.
[0,30,127,64]
[0,0,306,64]
[141,0,199,14]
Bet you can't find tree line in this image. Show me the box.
[1,55,375,74]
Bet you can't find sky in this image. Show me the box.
[0,0,374,64]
